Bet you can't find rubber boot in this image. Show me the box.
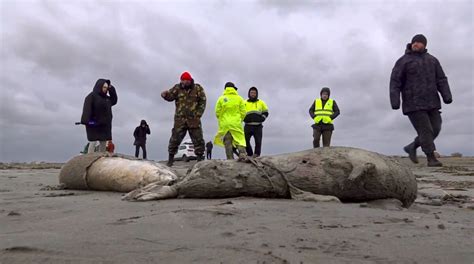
[403,143,419,164]
[426,152,442,167]
[237,146,248,162]
[166,154,174,167]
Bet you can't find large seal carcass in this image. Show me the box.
[124,147,417,207]
[59,153,177,192]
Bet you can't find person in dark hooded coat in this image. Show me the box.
[390,34,452,167]
[243,87,269,157]
[81,79,118,153]
[309,87,340,148]
[133,120,151,159]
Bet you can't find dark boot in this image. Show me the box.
[403,143,419,164]
[426,152,442,167]
[196,155,204,162]
[166,154,174,167]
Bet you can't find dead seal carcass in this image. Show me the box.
[124,147,417,207]
[59,153,177,192]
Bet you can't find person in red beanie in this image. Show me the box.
[161,72,207,166]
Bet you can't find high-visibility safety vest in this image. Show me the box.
[314,98,334,124]
[244,100,268,125]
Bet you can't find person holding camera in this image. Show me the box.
[81,79,118,153]
[133,120,151,159]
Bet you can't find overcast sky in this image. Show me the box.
[1,0,473,162]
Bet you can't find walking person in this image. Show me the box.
[244,87,269,157]
[81,79,118,153]
[161,71,206,166]
[214,82,247,160]
[133,120,151,159]
[206,141,213,160]
[309,87,340,148]
[390,34,452,167]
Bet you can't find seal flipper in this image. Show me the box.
[123,183,178,201]
[348,162,376,181]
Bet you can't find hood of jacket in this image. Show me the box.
[93,79,111,96]
[247,87,259,102]
[320,87,331,98]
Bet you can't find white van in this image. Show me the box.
[174,140,196,162]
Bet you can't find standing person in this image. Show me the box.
[390,34,452,167]
[81,79,118,153]
[206,141,213,160]
[214,82,247,160]
[244,87,269,157]
[161,72,206,166]
[133,120,151,159]
[309,87,340,148]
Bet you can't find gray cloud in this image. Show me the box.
[1,0,473,162]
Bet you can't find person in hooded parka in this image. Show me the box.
[81,79,118,153]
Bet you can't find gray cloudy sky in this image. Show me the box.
[1,0,473,162]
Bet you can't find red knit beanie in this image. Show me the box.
[180,71,192,81]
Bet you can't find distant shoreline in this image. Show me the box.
[0,162,64,170]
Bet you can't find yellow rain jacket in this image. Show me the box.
[214,87,247,147]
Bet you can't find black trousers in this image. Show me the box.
[407,109,442,154]
[313,129,332,148]
[245,125,263,156]
[135,143,147,159]
[206,151,212,160]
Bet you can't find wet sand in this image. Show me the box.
[1,157,473,263]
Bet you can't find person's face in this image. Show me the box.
[321,92,329,100]
[249,90,257,99]
[180,80,191,86]
[101,83,109,93]
[411,42,425,52]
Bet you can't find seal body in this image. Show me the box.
[59,153,177,192]
[125,147,417,207]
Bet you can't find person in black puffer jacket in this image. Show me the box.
[390,34,452,167]
[81,79,118,153]
[133,120,151,159]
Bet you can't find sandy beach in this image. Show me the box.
[1,157,473,264]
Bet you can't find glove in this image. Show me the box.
[392,105,400,110]
[443,97,452,104]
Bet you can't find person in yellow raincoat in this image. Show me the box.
[214,82,247,160]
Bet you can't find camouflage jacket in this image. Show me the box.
[163,83,207,128]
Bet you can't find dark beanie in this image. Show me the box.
[320,87,331,97]
[225,82,238,90]
[411,34,427,46]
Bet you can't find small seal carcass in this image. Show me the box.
[59,153,177,192]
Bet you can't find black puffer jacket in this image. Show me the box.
[390,44,452,115]
[81,79,118,141]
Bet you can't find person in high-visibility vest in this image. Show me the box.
[308,87,340,148]
[243,87,269,157]
[214,82,247,160]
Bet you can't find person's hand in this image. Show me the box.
[161,91,168,98]
[392,105,400,110]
